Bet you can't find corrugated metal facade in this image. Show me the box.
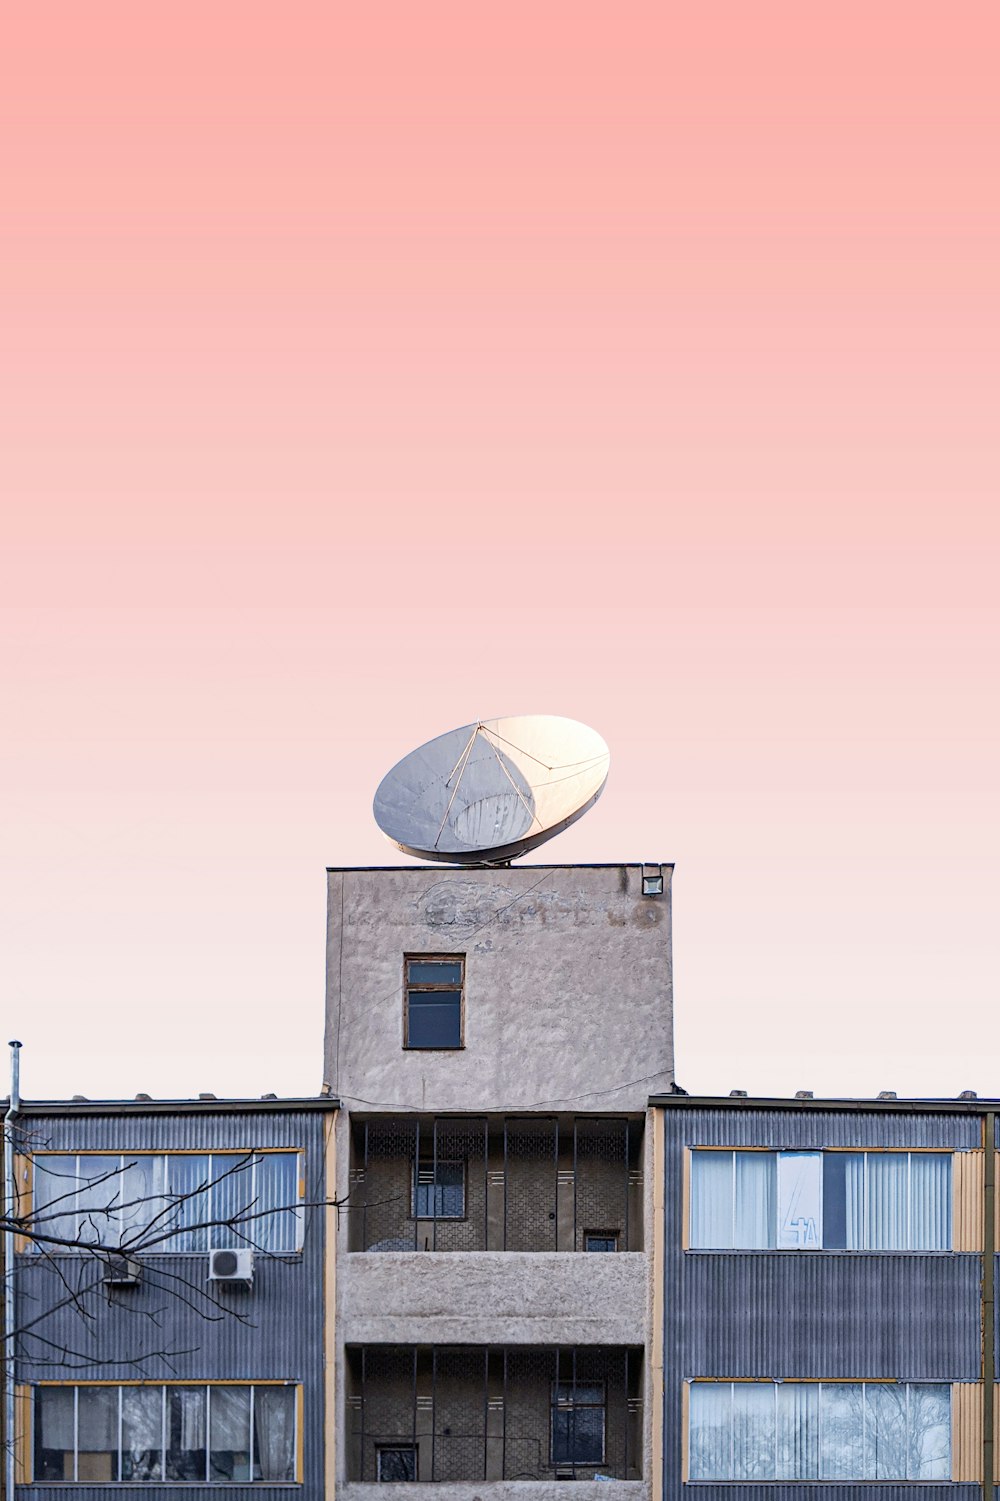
[661,1105,984,1501]
[12,1106,332,1500]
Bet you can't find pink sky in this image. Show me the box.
[1,3,998,1102]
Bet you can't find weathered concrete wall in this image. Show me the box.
[341,1483,646,1501]
[325,864,673,1112]
[339,1251,648,1345]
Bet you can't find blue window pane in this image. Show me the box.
[407,991,462,1048]
[407,960,462,985]
[414,1161,465,1218]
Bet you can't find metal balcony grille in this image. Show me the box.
[351,1117,642,1252]
[347,1346,642,1482]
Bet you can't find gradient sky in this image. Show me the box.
[1,3,998,1104]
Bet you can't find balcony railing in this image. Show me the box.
[348,1117,643,1253]
[346,1346,642,1482]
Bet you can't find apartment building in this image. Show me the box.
[325,862,675,1501]
[650,1092,995,1501]
[4,1095,337,1498]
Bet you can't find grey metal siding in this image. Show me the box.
[685,1253,981,1378]
[662,1107,983,1501]
[14,1109,330,1498]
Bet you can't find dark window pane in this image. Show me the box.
[407,960,462,985]
[209,1386,251,1481]
[36,1387,76,1481]
[166,1387,207,1481]
[378,1446,417,1481]
[585,1235,618,1253]
[77,1387,118,1483]
[823,1153,850,1250]
[407,992,462,1048]
[414,1160,465,1217]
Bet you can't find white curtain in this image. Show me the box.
[843,1153,865,1249]
[775,1383,817,1479]
[735,1154,775,1249]
[908,1385,951,1480]
[776,1153,821,1249]
[866,1155,907,1250]
[256,1154,298,1252]
[866,1383,907,1479]
[122,1386,162,1480]
[910,1154,951,1250]
[688,1383,731,1480]
[210,1386,251,1480]
[164,1154,211,1251]
[212,1154,253,1249]
[118,1155,165,1246]
[39,1387,75,1448]
[255,1386,296,1481]
[690,1152,733,1249]
[732,1384,774,1479]
[819,1383,864,1479]
[178,1387,207,1449]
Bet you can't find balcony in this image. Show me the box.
[348,1117,643,1254]
[346,1346,643,1486]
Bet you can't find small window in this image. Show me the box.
[584,1231,618,1253]
[404,956,464,1050]
[378,1446,417,1482]
[551,1383,606,1465]
[413,1159,466,1219]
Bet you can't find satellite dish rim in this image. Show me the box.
[372,714,610,866]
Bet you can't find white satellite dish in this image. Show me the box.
[373,716,610,865]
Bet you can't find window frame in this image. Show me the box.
[31,1381,301,1485]
[27,1150,303,1255]
[688,1147,953,1253]
[377,1444,419,1482]
[411,1157,467,1221]
[686,1379,952,1483]
[550,1380,607,1467]
[584,1230,619,1253]
[403,954,466,1051]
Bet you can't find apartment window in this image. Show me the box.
[30,1151,301,1254]
[404,957,464,1049]
[552,1383,606,1466]
[413,1159,465,1219]
[689,1381,950,1482]
[378,1446,418,1481]
[34,1383,298,1483]
[690,1150,951,1251]
[584,1231,619,1253]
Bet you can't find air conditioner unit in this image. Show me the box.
[208,1248,254,1285]
[101,1255,142,1287]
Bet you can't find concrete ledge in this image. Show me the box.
[339,1252,648,1346]
[341,1483,647,1501]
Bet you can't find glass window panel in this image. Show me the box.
[378,1446,417,1481]
[118,1154,166,1248]
[775,1383,818,1480]
[73,1156,124,1246]
[690,1152,733,1249]
[211,1153,254,1250]
[407,992,462,1048]
[867,1153,908,1250]
[407,960,462,985]
[254,1386,296,1481]
[122,1385,163,1481]
[819,1384,864,1479]
[908,1385,951,1480]
[732,1384,774,1480]
[209,1385,251,1481]
[866,1383,907,1479]
[910,1154,952,1251]
[166,1386,207,1481]
[777,1153,821,1249]
[77,1387,118,1483]
[31,1156,80,1250]
[414,1160,465,1218]
[689,1383,732,1480]
[735,1153,776,1249]
[256,1153,299,1252]
[36,1387,76,1481]
[822,1153,864,1250]
[162,1154,211,1251]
